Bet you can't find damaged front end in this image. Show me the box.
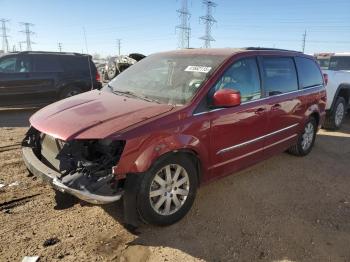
[22,127,125,204]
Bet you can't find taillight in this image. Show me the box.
[96,71,101,82]
[323,73,328,86]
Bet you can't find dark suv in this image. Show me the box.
[0,51,102,107]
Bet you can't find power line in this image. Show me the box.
[176,0,191,49]
[116,38,121,55]
[302,30,307,53]
[19,22,35,51]
[199,0,217,48]
[0,19,10,53]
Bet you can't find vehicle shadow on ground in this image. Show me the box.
[0,109,37,128]
[103,116,350,261]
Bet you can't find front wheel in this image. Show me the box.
[288,117,317,156]
[137,155,198,226]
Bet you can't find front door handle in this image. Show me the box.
[271,103,281,110]
[255,107,266,115]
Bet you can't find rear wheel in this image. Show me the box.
[288,117,317,156]
[323,97,346,130]
[137,155,198,226]
[107,63,117,80]
[60,86,82,99]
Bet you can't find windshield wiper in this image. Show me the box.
[112,89,161,104]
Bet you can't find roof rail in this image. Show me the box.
[18,51,88,56]
[244,47,302,53]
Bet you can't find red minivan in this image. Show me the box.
[22,48,326,226]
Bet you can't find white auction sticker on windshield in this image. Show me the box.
[185,66,212,73]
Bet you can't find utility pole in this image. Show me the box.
[58,42,62,52]
[0,19,10,53]
[302,30,307,53]
[199,0,217,48]
[176,0,191,49]
[116,39,121,55]
[19,22,35,51]
[18,42,23,51]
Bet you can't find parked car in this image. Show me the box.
[22,48,326,226]
[315,53,350,129]
[0,51,102,107]
[105,53,146,80]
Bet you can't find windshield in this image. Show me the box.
[316,58,330,70]
[107,53,227,105]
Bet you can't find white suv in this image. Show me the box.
[315,53,350,130]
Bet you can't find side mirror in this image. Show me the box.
[213,88,241,108]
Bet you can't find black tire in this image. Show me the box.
[323,97,346,130]
[137,154,198,226]
[288,117,317,156]
[107,63,117,80]
[60,86,83,99]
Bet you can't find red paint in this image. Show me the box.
[30,49,327,184]
[213,89,241,107]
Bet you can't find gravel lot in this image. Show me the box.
[0,110,349,261]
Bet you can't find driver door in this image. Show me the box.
[0,55,37,107]
[208,57,269,180]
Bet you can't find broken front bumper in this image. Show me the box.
[22,146,123,204]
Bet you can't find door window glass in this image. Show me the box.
[34,55,63,72]
[16,56,33,73]
[329,56,350,71]
[262,57,298,96]
[212,58,261,102]
[0,57,17,73]
[295,57,323,88]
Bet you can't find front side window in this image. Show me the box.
[295,57,323,88]
[329,56,350,71]
[0,57,17,73]
[212,57,261,103]
[262,57,298,96]
[16,56,33,73]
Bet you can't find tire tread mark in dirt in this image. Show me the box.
[0,194,40,211]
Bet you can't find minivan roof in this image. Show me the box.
[157,47,302,57]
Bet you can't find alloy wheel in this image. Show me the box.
[149,164,190,216]
[335,102,345,127]
[301,122,315,151]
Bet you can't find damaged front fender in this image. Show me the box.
[22,127,125,204]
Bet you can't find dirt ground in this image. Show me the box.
[0,110,349,262]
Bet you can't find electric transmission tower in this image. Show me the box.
[176,0,191,49]
[0,19,10,53]
[116,39,121,55]
[19,22,35,51]
[199,0,217,48]
[302,30,307,53]
[58,42,63,52]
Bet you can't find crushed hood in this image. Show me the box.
[30,90,174,140]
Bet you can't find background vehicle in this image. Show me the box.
[0,51,102,107]
[22,48,326,226]
[315,53,350,129]
[105,53,146,80]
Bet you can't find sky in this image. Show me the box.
[1,0,350,57]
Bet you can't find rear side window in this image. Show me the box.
[329,56,350,71]
[295,57,323,88]
[261,57,298,96]
[34,55,63,72]
[60,56,92,72]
